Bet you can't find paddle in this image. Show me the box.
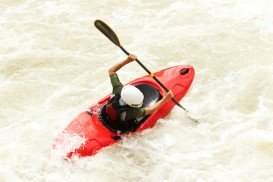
[94,20,198,123]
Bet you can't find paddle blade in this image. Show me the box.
[94,20,121,47]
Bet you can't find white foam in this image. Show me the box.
[0,0,273,181]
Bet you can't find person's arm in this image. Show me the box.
[145,91,173,115]
[108,54,137,75]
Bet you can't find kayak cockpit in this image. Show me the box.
[99,84,162,133]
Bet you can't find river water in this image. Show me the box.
[1,0,273,181]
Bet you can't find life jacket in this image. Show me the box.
[105,93,131,123]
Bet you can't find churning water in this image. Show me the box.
[1,0,273,181]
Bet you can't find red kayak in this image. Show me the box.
[54,65,194,158]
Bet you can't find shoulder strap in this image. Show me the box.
[116,104,129,119]
[109,93,120,103]
[109,93,121,109]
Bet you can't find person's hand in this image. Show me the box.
[165,91,173,100]
[127,54,137,62]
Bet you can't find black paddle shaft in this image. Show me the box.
[120,46,188,112]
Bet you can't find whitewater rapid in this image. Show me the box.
[1,0,273,181]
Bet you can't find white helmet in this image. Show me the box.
[121,85,144,108]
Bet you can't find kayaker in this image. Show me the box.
[106,54,173,131]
